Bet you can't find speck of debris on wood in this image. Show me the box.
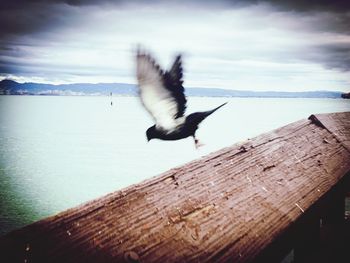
[261,186,268,192]
[171,174,177,181]
[263,164,276,171]
[323,138,330,144]
[25,243,30,251]
[295,203,305,213]
[276,179,284,185]
[239,145,247,152]
[246,175,252,184]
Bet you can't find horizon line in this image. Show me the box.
[0,79,346,94]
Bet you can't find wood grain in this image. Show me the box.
[1,112,350,263]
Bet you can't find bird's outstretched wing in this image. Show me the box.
[136,51,187,132]
[163,55,187,118]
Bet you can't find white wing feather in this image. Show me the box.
[136,54,185,132]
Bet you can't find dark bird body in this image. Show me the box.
[146,103,227,141]
[136,49,227,148]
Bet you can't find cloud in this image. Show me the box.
[259,0,350,12]
[0,0,349,91]
[1,1,349,40]
[2,1,349,37]
[305,41,350,71]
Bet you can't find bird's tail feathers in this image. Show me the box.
[186,102,228,125]
[207,102,227,115]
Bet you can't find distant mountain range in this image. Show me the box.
[0,79,345,98]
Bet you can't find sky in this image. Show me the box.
[0,0,350,92]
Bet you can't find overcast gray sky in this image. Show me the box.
[1,0,350,92]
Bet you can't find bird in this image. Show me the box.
[136,49,227,148]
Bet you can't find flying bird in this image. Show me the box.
[136,49,227,148]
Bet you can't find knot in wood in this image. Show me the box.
[124,251,140,262]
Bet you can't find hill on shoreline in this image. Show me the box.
[0,79,344,98]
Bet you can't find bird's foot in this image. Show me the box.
[194,139,205,149]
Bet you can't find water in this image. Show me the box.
[0,95,349,235]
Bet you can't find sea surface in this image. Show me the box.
[0,95,349,235]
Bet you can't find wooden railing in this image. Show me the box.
[0,112,349,263]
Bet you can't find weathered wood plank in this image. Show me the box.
[1,112,350,263]
[309,112,350,152]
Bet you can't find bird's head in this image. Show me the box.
[146,125,157,142]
